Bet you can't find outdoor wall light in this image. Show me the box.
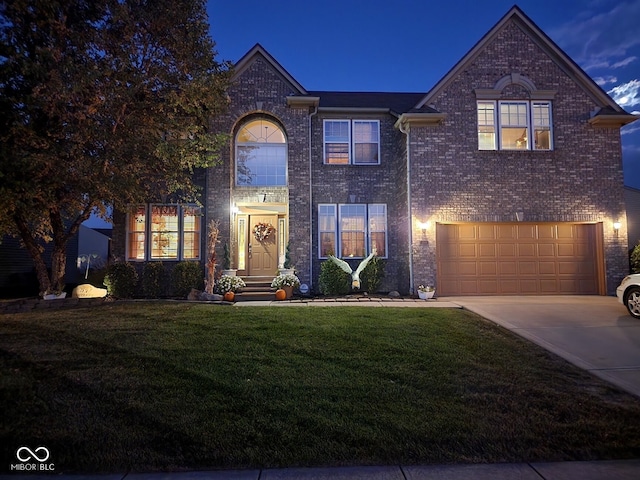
[417,220,431,240]
[613,221,621,237]
[231,204,240,215]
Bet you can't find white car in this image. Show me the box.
[616,274,640,319]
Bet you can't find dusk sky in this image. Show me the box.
[207,0,640,189]
[85,0,640,228]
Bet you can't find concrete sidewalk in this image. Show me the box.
[4,459,640,479]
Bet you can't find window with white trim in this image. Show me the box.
[477,100,552,151]
[318,203,387,259]
[126,204,201,261]
[318,204,337,258]
[236,119,287,186]
[323,120,380,164]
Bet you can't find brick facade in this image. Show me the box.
[111,7,634,296]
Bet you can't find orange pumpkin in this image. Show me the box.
[223,291,235,302]
[275,289,286,301]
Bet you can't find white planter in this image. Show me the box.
[418,290,434,300]
[279,268,295,276]
[221,269,237,277]
[43,292,67,300]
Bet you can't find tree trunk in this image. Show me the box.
[13,214,52,295]
[50,245,67,294]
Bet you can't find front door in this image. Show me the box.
[248,214,278,276]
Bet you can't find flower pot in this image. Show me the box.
[279,268,295,276]
[283,285,293,299]
[418,290,434,300]
[221,269,237,277]
[223,291,235,302]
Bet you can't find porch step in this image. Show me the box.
[235,276,275,302]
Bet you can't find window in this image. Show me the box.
[324,120,380,164]
[236,119,287,186]
[128,206,146,260]
[318,203,387,259]
[340,204,366,257]
[318,204,337,258]
[127,204,201,261]
[368,204,387,257]
[477,101,552,151]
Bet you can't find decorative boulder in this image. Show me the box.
[72,284,107,299]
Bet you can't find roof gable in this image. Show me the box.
[415,6,628,115]
[233,43,308,96]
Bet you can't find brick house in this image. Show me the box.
[112,6,637,296]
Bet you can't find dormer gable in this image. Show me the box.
[413,5,636,128]
[233,43,308,96]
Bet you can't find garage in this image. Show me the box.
[436,223,604,296]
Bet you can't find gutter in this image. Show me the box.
[397,120,413,293]
[309,105,318,288]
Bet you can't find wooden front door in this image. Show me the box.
[248,214,278,276]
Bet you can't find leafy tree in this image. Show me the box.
[0,0,231,295]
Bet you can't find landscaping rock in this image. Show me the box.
[388,290,401,298]
[199,292,223,301]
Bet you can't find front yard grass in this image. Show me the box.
[1,302,640,473]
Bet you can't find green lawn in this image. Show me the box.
[1,302,640,473]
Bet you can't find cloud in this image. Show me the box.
[612,56,638,68]
[622,124,640,135]
[593,75,618,85]
[608,79,640,107]
[549,1,640,72]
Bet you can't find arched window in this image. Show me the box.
[236,119,287,186]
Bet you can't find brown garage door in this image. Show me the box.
[436,223,603,296]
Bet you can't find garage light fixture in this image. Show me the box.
[613,221,621,237]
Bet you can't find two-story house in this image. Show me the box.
[112,6,637,296]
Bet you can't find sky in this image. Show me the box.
[207,0,640,188]
[84,0,640,228]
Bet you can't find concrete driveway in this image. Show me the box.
[441,295,640,398]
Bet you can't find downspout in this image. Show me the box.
[398,119,414,293]
[309,104,318,288]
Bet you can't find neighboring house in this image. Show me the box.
[0,225,112,297]
[112,6,637,296]
[626,186,640,254]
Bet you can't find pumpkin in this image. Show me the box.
[223,291,235,302]
[275,289,286,301]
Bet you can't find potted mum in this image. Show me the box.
[417,284,435,300]
[271,273,300,299]
[215,274,246,301]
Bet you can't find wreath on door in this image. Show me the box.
[253,222,276,242]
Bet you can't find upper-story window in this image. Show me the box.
[477,100,552,151]
[324,120,380,164]
[475,73,556,151]
[236,119,287,186]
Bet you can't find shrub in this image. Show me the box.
[104,262,138,298]
[142,262,166,298]
[360,256,385,293]
[85,267,107,288]
[318,259,351,295]
[631,241,640,274]
[171,262,204,298]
